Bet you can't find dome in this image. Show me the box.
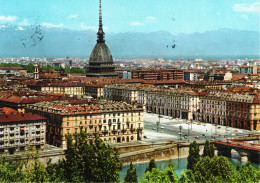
[89,42,113,63]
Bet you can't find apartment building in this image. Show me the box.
[27,100,144,149]
[0,112,47,154]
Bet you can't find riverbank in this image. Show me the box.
[119,156,260,182]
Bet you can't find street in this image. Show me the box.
[142,112,259,143]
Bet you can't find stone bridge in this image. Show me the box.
[214,139,260,163]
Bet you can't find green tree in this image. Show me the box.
[63,128,122,182]
[145,158,157,173]
[0,157,18,182]
[238,161,260,183]
[202,140,214,158]
[45,159,66,182]
[164,159,179,183]
[183,156,240,183]
[24,63,34,73]
[179,169,195,183]
[230,70,239,73]
[124,162,138,183]
[141,159,178,183]
[187,141,200,172]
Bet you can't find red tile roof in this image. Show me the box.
[143,80,185,84]
[0,113,47,123]
[0,107,19,115]
[0,95,61,104]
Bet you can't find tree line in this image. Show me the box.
[0,63,86,74]
[0,129,259,182]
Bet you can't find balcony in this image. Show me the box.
[102,130,108,135]
[121,129,126,134]
[137,127,143,132]
[130,128,135,133]
[112,130,118,135]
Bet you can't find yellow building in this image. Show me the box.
[27,100,144,149]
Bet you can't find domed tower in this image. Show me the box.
[86,0,118,78]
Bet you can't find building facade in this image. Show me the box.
[27,100,144,148]
[131,69,184,80]
[0,113,47,154]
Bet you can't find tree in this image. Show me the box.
[140,159,179,183]
[182,156,242,183]
[202,140,214,158]
[164,159,179,183]
[179,169,196,183]
[187,141,200,172]
[124,162,137,183]
[238,161,260,182]
[63,128,122,182]
[24,63,34,73]
[145,158,157,173]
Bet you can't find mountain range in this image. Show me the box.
[0,24,259,59]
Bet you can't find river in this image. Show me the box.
[119,157,259,182]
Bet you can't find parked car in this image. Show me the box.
[195,136,199,139]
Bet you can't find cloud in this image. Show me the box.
[80,23,97,30]
[130,16,157,26]
[144,16,157,23]
[42,22,64,28]
[146,16,157,20]
[80,23,108,31]
[233,1,260,13]
[241,14,249,20]
[67,14,78,19]
[130,21,143,26]
[0,16,17,22]
[19,18,29,26]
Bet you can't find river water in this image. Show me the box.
[119,157,259,182]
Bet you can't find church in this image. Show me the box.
[86,0,119,78]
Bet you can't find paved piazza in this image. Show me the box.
[142,112,258,143]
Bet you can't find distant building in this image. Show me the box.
[131,69,183,80]
[183,70,198,81]
[27,81,86,96]
[0,67,27,75]
[239,65,258,74]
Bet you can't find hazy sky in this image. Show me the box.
[0,0,259,34]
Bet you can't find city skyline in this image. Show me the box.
[0,0,259,34]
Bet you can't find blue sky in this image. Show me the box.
[0,0,259,34]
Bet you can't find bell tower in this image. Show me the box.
[34,62,39,80]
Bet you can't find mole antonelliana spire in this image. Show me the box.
[86,0,118,78]
[97,0,105,43]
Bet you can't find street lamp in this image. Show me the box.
[156,120,160,133]
[187,121,190,136]
[179,125,183,140]
[156,107,161,133]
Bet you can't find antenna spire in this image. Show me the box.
[97,0,105,43]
